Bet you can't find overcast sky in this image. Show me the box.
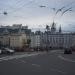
[0,0,75,32]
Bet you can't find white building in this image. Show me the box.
[41,22,74,49]
[71,33,75,47]
[30,34,41,49]
[42,33,73,49]
[30,22,75,50]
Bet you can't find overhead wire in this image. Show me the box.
[7,0,35,14]
[61,7,72,16]
[0,0,75,31]
[5,0,45,19]
[52,1,75,22]
[0,0,26,15]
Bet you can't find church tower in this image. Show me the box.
[51,22,56,33]
[59,25,62,33]
[46,25,50,31]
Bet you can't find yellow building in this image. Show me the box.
[0,33,27,51]
[9,33,27,49]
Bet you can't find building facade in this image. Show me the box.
[41,33,73,49]
[9,33,27,49]
[30,34,41,49]
[0,33,27,49]
[0,23,75,51]
[30,22,75,50]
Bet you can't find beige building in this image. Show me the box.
[0,33,27,49]
[9,33,27,48]
[0,35,10,47]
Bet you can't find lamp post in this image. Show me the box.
[46,25,50,52]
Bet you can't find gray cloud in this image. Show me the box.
[0,0,75,32]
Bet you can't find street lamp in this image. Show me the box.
[46,25,50,52]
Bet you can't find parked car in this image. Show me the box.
[5,48,15,54]
[1,48,15,54]
[30,49,34,52]
[70,46,75,51]
[0,49,2,54]
[64,48,72,54]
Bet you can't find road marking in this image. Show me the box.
[0,60,2,62]
[0,53,42,62]
[20,60,27,63]
[0,56,9,59]
[50,50,58,53]
[58,55,75,63]
[51,68,67,74]
[14,60,27,64]
[50,50,63,53]
[32,64,40,67]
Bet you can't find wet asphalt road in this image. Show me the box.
[0,50,75,75]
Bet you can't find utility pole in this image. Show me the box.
[46,25,50,52]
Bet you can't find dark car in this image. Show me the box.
[70,46,75,51]
[64,48,72,54]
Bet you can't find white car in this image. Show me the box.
[2,48,15,54]
[5,48,15,54]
